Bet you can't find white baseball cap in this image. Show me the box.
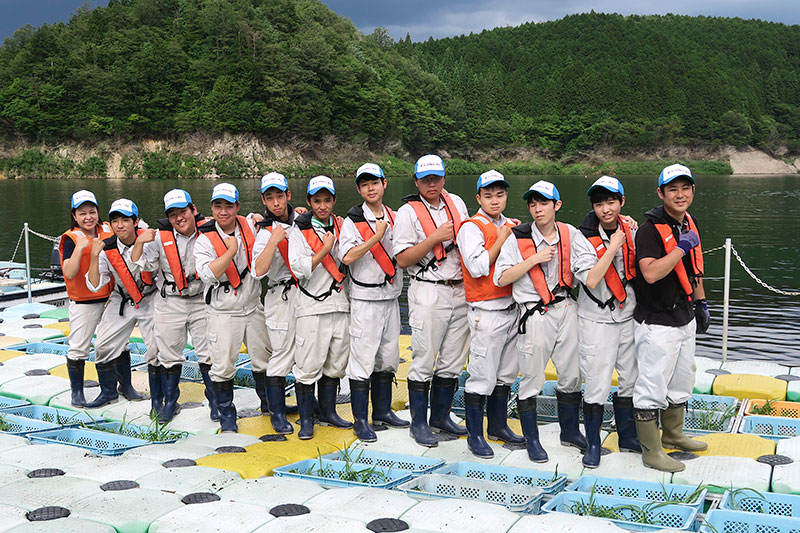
[211,183,239,203]
[659,164,695,187]
[414,154,445,179]
[356,163,385,182]
[307,176,336,196]
[71,190,98,209]
[260,172,289,193]
[163,189,192,212]
[587,176,624,196]
[476,169,508,191]
[523,180,560,202]
[108,198,138,218]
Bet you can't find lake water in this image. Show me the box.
[1,174,798,365]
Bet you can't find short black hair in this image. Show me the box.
[590,190,623,205]
[526,191,556,206]
[108,212,136,222]
[478,183,508,194]
[356,174,385,186]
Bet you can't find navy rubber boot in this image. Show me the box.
[370,372,409,428]
[350,379,377,442]
[428,376,467,437]
[295,382,315,440]
[147,364,164,417]
[582,402,605,468]
[517,397,548,462]
[486,384,525,444]
[408,380,437,447]
[317,376,353,429]
[613,393,642,453]
[252,371,270,415]
[115,351,147,401]
[198,363,220,421]
[464,393,494,459]
[213,379,238,433]
[66,359,87,407]
[556,390,588,450]
[85,362,119,408]
[159,365,182,423]
[265,376,293,434]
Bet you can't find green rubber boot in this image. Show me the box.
[660,403,708,452]
[635,409,685,473]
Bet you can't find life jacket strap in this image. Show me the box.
[297,278,343,302]
[160,274,199,298]
[580,281,624,311]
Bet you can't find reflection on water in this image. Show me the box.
[1,174,798,365]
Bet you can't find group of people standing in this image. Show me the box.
[59,155,709,473]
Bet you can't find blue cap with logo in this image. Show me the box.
[658,164,695,187]
[476,169,508,191]
[211,183,239,204]
[108,198,138,218]
[414,154,445,179]
[587,176,625,197]
[71,190,98,209]
[307,175,336,196]
[523,180,560,202]
[356,163,385,182]
[163,189,192,212]
[260,172,289,193]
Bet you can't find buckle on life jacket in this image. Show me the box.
[297,278,342,302]
[517,295,567,334]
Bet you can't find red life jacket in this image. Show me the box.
[346,204,397,284]
[157,214,208,294]
[256,219,298,282]
[460,213,515,302]
[402,190,462,262]
[294,212,345,283]
[103,230,154,306]
[514,221,573,305]
[654,213,704,299]
[585,217,636,308]
[60,223,115,302]
[198,216,255,290]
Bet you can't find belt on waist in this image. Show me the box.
[411,276,463,286]
[517,296,567,334]
[267,279,298,301]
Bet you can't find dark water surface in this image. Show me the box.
[1,174,798,364]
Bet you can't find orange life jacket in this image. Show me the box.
[514,221,573,305]
[60,223,115,302]
[256,218,298,283]
[103,230,154,306]
[294,212,345,283]
[346,204,397,285]
[197,215,255,290]
[654,213,704,299]
[402,190,462,263]
[585,217,636,308]
[460,213,514,302]
[157,214,208,295]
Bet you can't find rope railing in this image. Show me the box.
[7,226,59,263]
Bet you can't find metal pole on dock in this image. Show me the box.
[721,237,732,364]
[23,223,32,304]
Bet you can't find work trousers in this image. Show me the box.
[633,320,696,410]
[66,300,105,362]
[294,312,349,385]
[207,308,270,382]
[263,285,297,378]
[464,305,519,395]
[94,291,157,365]
[346,298,401,381]
[154,294,210,368]
[578,317,637,404]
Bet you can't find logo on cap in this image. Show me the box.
[523,180,560,202]
[108,199,138,218]
[260,172,289,193]
[163,189,192,212]
[477,169,508,191]
[71,190,98,209]
[414,155,445,179]
[211,183,239,203]
[307,176,335,196]
[659,164,695,187]
[587,176,624,196]
[356,163,384,182]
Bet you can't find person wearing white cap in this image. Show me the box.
[131,189,215,422]
[339,163,408,442]
[576,176,640,468]
[631,164,708,472]
[84,198,155,408]
[251,172,301,434]
[456,170,525,458]
[194,183,270,433]
[495,180,603,463]
[60,190,114,406]
[393,154,470,447]
[287,175,352,439]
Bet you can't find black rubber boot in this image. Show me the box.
[465,393,493,459]
[370,372,409,428]
[265,376,293,434]
[252,370,270,415]
[317,375,353,429]
[486,384,525,444]
[408,380,437,447]
[213,379,237,433]
[85,362,119,408]
[295,382,315,440]
[350,379,377,442]
[147,364,164,417]
[198,363,220,421]
[556,390,588,450]
[159,365,182,423]
[582,402,605,469]
[429,376,467,436]
[517,397,548,463]
[613,393,641,453]
[115,351,147,401]
[66,359,86,407]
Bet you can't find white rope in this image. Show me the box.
[8,228,24,262]
[731,244,800,296]
[27,228,59,243]
[703,244,726,254]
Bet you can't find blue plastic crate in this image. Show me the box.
[396,473,543,514]
[532,382,617,425]
[436,461,566,495]
[739,415,800,441]
[720,488,800,517]
[234,366,255,388]
[543,492,698,531]
[0,395,29,409]
[679,409,738,435]
[0,412,60,435]
[28,427,150,456]
[0,405,104,427]
[273,458,413,489]
[566,475,706,512]
[94,421,187,444]
[700,509,800,533]
[6,342,70,356]
[689,393,738,412]
[321,449,444,474]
